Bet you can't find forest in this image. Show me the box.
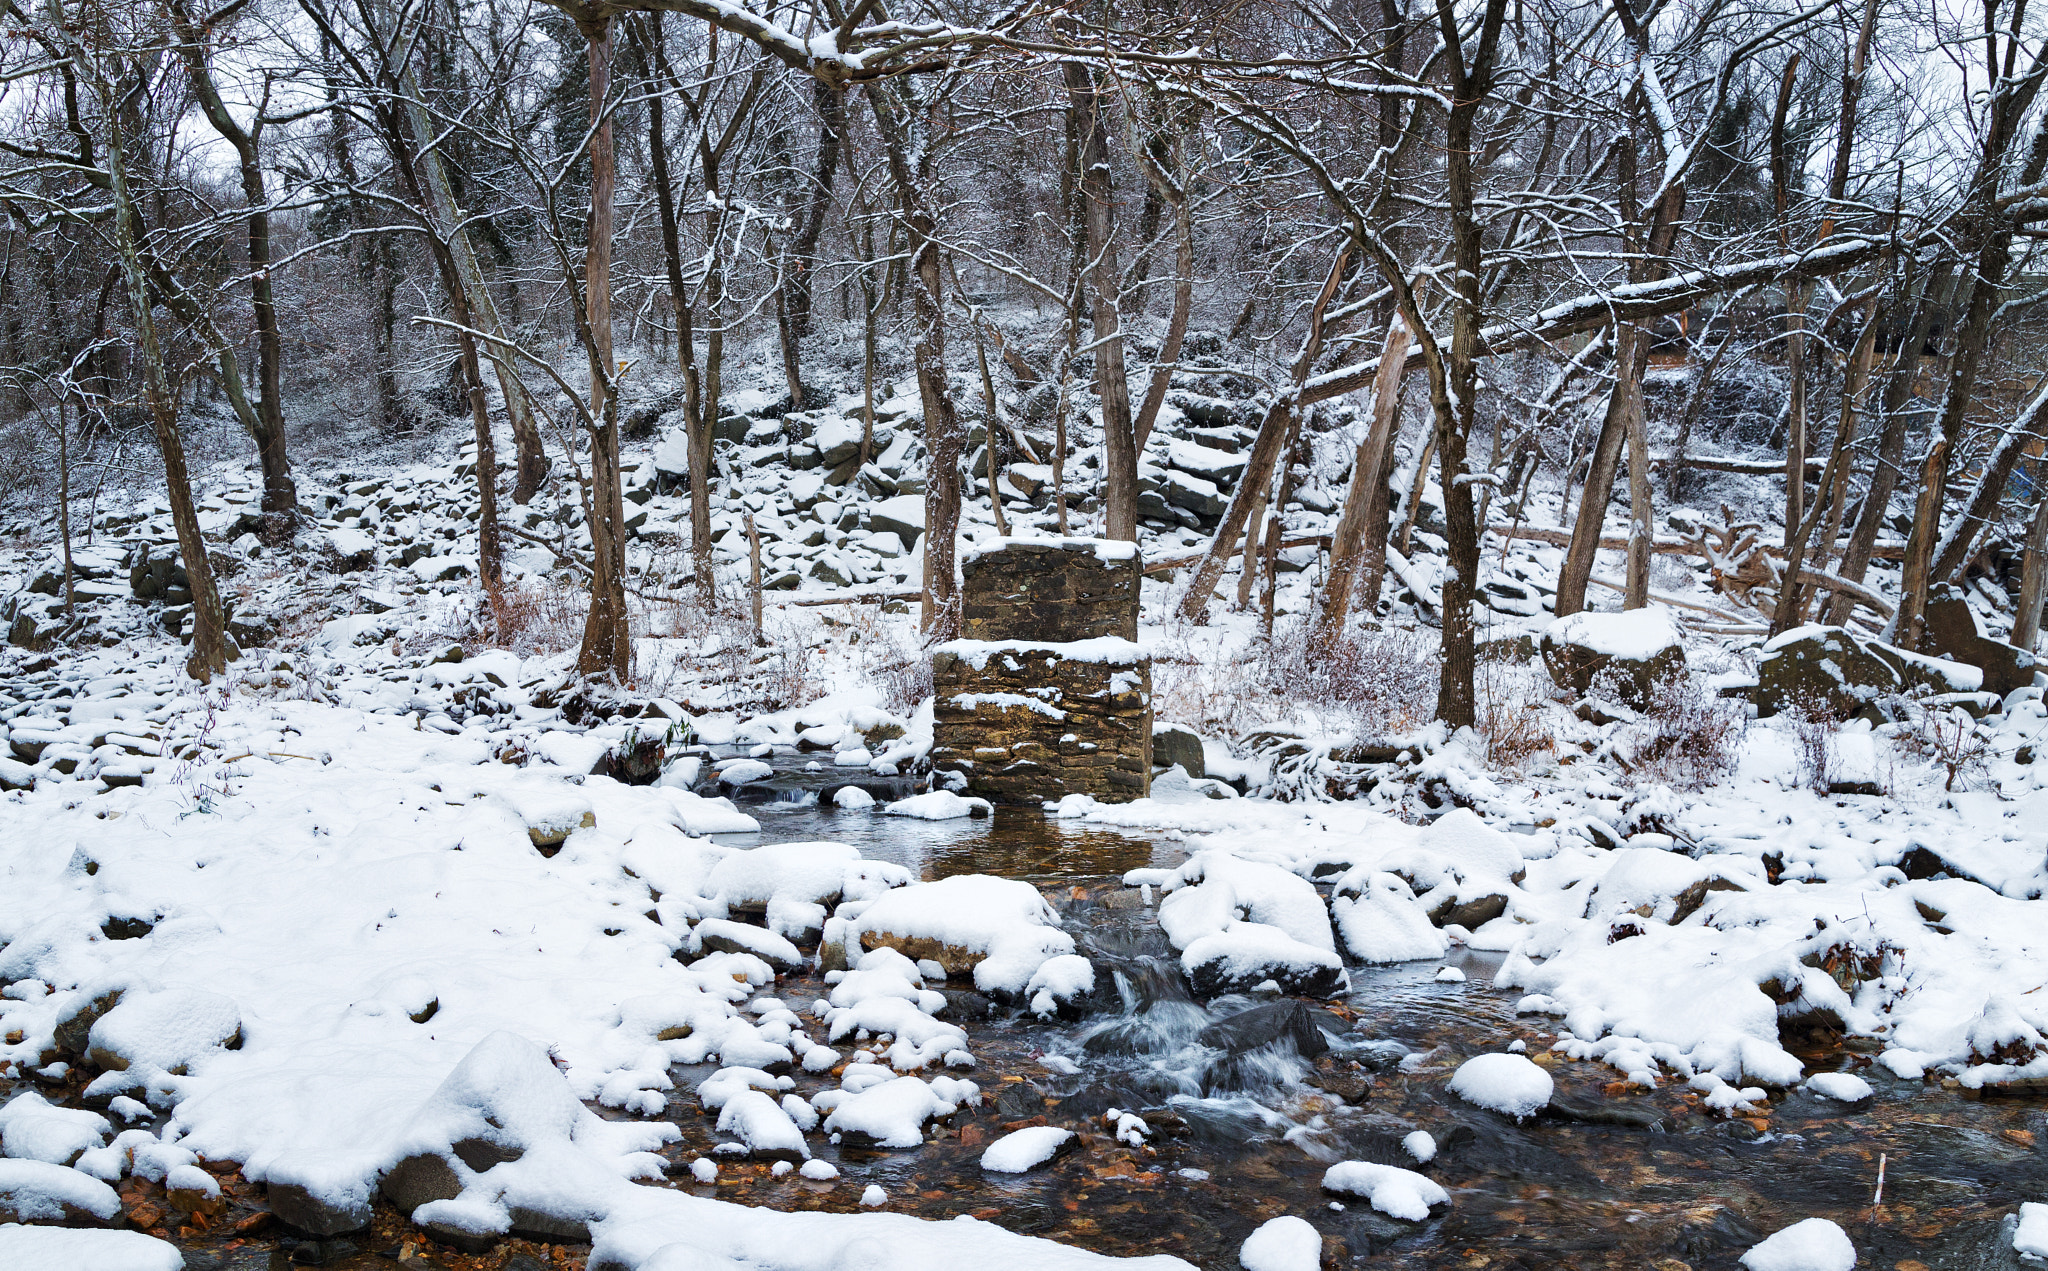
[5,0,2048,1269]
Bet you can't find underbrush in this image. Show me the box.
[1624,667,1749,790]
[1153,621,1441,741]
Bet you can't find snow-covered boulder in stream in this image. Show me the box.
[377,1031,678,1249]
[1154,853,1342,997]
[852,874,1073,999]
[1540,608,1684,708]
[1330,871,1449,964]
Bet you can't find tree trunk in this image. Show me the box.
[102,75,232,681]
[787,80,845,342]
[576,15,631,680]
[643,16,710,594]
[1062,60,1138,542]
[1555,183,1683,617]
[2013,474,2048,651]
[168,0,298,527]
[1825,267,1951,622]
[1313,311,1412,650]
[1772,310,1879,634]
[1892,228,2014,649]
[865,83,966,635]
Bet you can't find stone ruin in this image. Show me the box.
[929,537,1152,802]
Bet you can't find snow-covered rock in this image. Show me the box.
[1447,1053,1553,1119]
[1238,1215,1321,1271]
[1739,1218,1856,1271]
[1319,1161,1449,1221]
[980,1126,1073,1173]
[0,1224,183,1271]
[0,1091,108,1165]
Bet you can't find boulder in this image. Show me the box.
[1152,721,1205,778]
[1924,588,2036,699]
[866,495,925,546]
[266,1181,372,1236]
[1195,999,1336,1058]
[1539,608,1685,708]
[1757,624,1979,718]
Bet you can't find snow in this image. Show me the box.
[881,791,992,820]
[2016,1202,2048,1258]
[859,1183,888,1206]
[0,1225,184,1271]
[0,1158,122,1219]
[980,1126,1073,1173]
[822,1076,960,1147]
[853,874,1068,976]
[1331,872,1447,963]
[87,988,242,1074]
[1402,1131,1436,1163]
[716,759,774,785]
[1739,1218,1856,1271]
[938,638,1149,670]
[0,1091,108,1164]
[1319,1161,1449,1221]
[1238,1215,1321,1271]
[1543,607,1681,660]
[833,786,875,809]
[1447,1053,1554,1119]
[715,1090,809,1159]
[1802,1072,1873,1103]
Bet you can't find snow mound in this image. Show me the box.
[833,786,875,809]
[714,1090,809,1160]
[1238,1215,1321,1271]
[1319,1161,1449,1221]
[1739,1218,1856,1271]
[2015,1202,2048,1258]
[1447,1053,1553,1119]
[822,1076,958,1147]
[1331,872,1447,964]
[882,791,992,820]
[0,1159,122,1220]
[854,873,1069,987]
[0,1091,109,1164]
[716,759,773,786]
[1802,1072,1873,1103]
[980,1126,1073,1173]
[87,989,242,1073]
[0,1224,183,1271]
[1402,1131,1436,1163]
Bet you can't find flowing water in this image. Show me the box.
[13,756,2045,1269]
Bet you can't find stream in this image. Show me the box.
[11,755,2045,1270]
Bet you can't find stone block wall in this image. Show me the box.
[930,642,1152,801]
[959,537,1140,643]
[933,537,1151,802]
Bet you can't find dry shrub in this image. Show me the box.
[1782,684,1840,795]
[484,578,587,656]
[1476,651,1554,772]
[1894,699,1989,792]
[1628,667,1747,790]
[638,591,823,714]
[1261,623,1441,737]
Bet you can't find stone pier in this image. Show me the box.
[929,537,1152,802]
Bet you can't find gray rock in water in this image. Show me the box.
[1196,999,1338,1059]
[266,1180,371,1236]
